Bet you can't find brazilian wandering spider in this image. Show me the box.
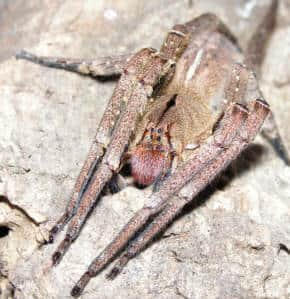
[16,0,289,297]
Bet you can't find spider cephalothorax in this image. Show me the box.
[16,1,289,297]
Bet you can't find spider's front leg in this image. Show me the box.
[70,101,253,296]
[47,50,150,241]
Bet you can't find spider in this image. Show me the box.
[16,1,289,297]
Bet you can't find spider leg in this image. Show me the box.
[16,50,149,242]
[105,99,270,280]
[16,50,132,78]
[51,48,175,265]
[242,0,289,164]
[47,48,160,242]
[70,102,250,297]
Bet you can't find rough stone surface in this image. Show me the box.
[0,1,290,299]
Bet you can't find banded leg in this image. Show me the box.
[70,102,250,297]
[51,49,175,265]
[105,99,270,280]
[16,50,132,77]
[47,48,159,241]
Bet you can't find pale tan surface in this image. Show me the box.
[0,1,290,298]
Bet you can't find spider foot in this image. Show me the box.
[106,267,121,280]
[106,254,129,280]
[15,50,36,61]
[71,272,92,298]
[71,286,82,298]
[52,251,62,266]
[52,236,71,265]
[48,211,72,243]
[48,225,59,243]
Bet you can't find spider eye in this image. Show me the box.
[157,136,161,142]
[157,128,162,133]
[150,128,154,133]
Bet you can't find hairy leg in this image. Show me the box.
[47,48,158,241]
